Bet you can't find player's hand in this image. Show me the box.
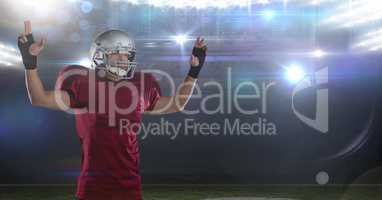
[188,37,207,78]
[190,37,207,67]
[17,20,46,70]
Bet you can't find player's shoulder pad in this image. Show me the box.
[60,65,89,73]
[132,71,154,81]
[57,65,90,85]
[141,71,157,80]
[59,65,89,75]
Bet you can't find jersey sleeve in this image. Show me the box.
[55,65,89,109]
[144,73,162,112]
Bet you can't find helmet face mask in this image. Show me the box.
[105,52,136,79]
[90,30,137,80]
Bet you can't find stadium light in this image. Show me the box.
[0,42,22,67]
[262,10,276,20]
[174,35,188,46]
[323,0,382,52]
[81,1,94,13]
[79,58,92,68]
[285,64,306,84]
[114,0,272,9]
[311,49,326,58]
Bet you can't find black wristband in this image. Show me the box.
[188,66,202,79]
[188,46,207,78]
[17,34,37,69]
[192,46,207,66]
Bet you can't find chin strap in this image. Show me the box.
[108,67,128,77]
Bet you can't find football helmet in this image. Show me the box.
[90,29,137,79]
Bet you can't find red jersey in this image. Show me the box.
[56,65,161,200]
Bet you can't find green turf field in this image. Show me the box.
[0,184,381,200]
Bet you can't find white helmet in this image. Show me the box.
[90,29,137,79]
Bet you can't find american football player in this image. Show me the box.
[18,20,207,200]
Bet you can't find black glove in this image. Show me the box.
[18,34,37,70]
[188,46,207,79]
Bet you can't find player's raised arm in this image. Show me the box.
[18,20,71,110]
[145,37,207,114]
